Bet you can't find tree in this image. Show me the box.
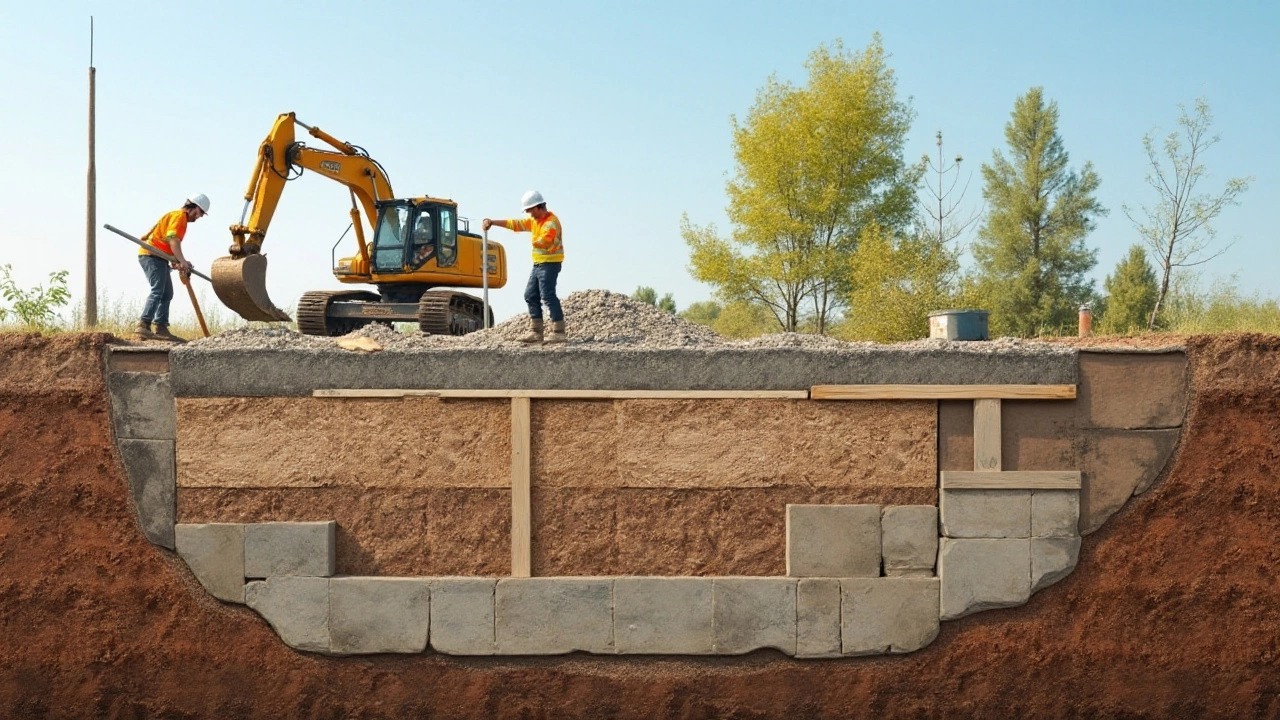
[918,130,981,247]
[1123,99,1252,330]
[632,285,677,314]
[678,300,721,326]
[969,87,1105,337]
[1098,244,1158,334]
[683,35,919,334]
[837,222,960,342]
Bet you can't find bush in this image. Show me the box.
[0,264,71,330]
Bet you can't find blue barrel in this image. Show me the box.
[927,309,989,341]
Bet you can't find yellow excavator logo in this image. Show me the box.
[319,160,341,175]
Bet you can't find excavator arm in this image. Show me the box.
[212,112,395,322]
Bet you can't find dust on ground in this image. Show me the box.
[1,332,1278,717]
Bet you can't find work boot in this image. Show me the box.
[133,320,156,341]
[519,318,544,344]
[152,323,187,344]
[545,320,567,344]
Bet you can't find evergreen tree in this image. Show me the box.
[969,87,1106,336]
[1099,244,1158,333]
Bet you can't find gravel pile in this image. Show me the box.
[185,288,1072,357]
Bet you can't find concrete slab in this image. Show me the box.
[329,577,430,655]
[882,505,938,575]
[1078,351,1187,429]
[495,578,613,655]
[1080,429,1180,534]
[175,523,244,603]
[713,578,797,655]
[118,438,175,549]
[796,579,842,659]
[1032,537,1082,593]
[614,577,713,654]
[940,490,1030,538]
[429,578,496,655]
[107,346,171,374]
[938,538,1031,621]
[244,521,336,578]
[786,504,881,577]
[1032,491,1080,537]
[245,577,330,653]
[107,371,175,440]
[841,578,940,655]
[169,345,1078,397]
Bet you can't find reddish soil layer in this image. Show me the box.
[2,332,1280,718]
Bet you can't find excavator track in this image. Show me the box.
[417,290,493,336]
[296,290,382,337]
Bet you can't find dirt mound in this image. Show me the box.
[2,332,1279,717]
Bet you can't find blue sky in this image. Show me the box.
[1,1,1276,326]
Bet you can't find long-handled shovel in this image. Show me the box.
[104,223,211,338]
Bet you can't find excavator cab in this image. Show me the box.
[369,200,458,274]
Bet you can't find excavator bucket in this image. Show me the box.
[211,255,293,322]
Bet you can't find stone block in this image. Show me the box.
[1080,430,1180,534]
[118,438,176,549]
[882,505,938,575]
[940,490,1030,538]
[786,504,881,577]
[245,577,330,653]
[1032,491,1080,537]
[175,523,244,603]
[1032,536,1081,593]
[938,538,1031,621]
[1079,352,1188,429]
[841,577,940,655]
[796,579,841,659]
[244,521,336,578]
[495,578,613,655]
[108,372,175,440]
[713,578,797,655]
[614,577,713,654]
[329,577,430,655]
[429,578,496,655]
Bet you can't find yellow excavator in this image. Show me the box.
[211,112,506,336]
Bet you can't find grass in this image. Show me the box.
[0,289,297,338]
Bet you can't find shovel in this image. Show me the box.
[104,223,211,337]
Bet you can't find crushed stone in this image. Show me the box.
[185,288,1075,357]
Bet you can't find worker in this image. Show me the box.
[483,190,566,344]
[135,193,209,342]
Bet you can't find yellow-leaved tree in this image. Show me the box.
[837,222,960,342]
[683,35,919,334]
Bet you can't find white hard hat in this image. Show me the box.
[521,190,545,210]
[187,193,211,213]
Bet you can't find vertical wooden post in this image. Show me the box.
[510,397,531,577]
[85,18,97,328]
[973,399,1001,471]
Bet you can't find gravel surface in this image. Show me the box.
[185,288,1074,357]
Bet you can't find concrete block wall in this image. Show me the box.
[106,351,177,549]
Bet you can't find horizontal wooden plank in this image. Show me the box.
[941,471,1082,490]
[810,384,1076,400]
[313,388,811,400]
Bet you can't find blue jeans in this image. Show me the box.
[139,254,174,325]
[524,262,563,322]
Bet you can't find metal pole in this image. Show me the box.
[85,17,97,328]
[481,229,490,328]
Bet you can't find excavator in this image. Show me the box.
[211,112,506,336]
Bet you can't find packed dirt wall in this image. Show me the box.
[2,331,1280,717]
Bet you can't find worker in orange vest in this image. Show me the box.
[483,190,566,344]
[135,193,209,342]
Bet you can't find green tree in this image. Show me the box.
[683,35,919,334]
[657,294,676,314]
[969,87,1105,337]
[837,222,960,342]
[1123,99,1252,330]
[678,300,721,326]
[632,286,658,306]
[0,264,71,329]
[1098,244,1158,334]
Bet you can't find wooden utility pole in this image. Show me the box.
[85,17,97,328]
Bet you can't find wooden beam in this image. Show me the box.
[314,388,810,400]
[973,399,1001,471]
[510,397,532,578]
[809,384,1076,400]
[941,471,1082,490]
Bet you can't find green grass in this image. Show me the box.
[1,289,297,338]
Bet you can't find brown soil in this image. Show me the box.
[2,332,1280,718]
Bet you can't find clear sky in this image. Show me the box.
[1,1,1276,326]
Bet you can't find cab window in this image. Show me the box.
[411,209,436,269]
[372,204,411,273]
[437,207,458,268]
